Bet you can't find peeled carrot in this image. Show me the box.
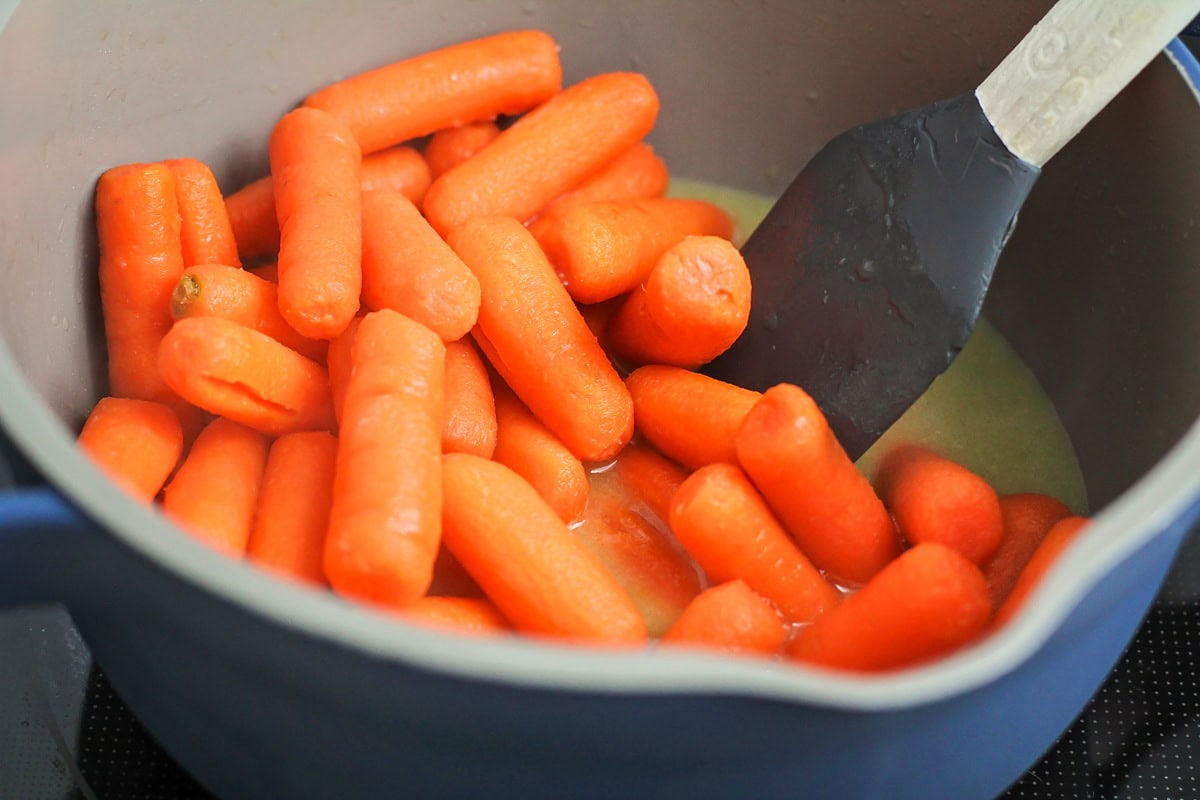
[158,317,335,436]
[626,365,760,470]
[993,516,1089,628]
[305,30,562,156]
[77,397,183,502]
[424,72,660,235]
[788,542,992,672]
[326,315,362,425]
[246,431,338,586]
[543,141,668,214]
[269,107,362,340]
[325,310,446,608]
[594,440,689,525]
[359,145,433,205]
[669,462,841,623]
[402,596,510,636]
[661,580,787,657]
[736,384,901,587]
[449,216,633,462]
[360,190,480,341]
[529,197,734,304]
[440,453,646,644]
[442,339,497,458]
[984,493,1073,609]
[163,158,241,268]
[425,121,501,178]
[162,417,269,557]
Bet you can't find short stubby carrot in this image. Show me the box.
[423,72,660,235]
[269,107,362,340]
[77,397,183,502]
[669,462,841,623]
[440,453,646,644]
[325,310,446,609]
[984,493,1072,609]
[325,315,362,425]
[360,191,481,341]
[425,121,501,178]
[593,440,689,525]
[993,516,1089,628]
[543,141,669,214]
[158,317,335,436]
[787,542,992,672]
[449,216,633,462]
[163,158,241,268]
[736,384,901,587]
[442,339,497,458]
[162,417,269,558]
[359,145,433,206]
[661,580,787,657]
[529,197,734,304]
[626,365,760,470]
[402,596,510,636]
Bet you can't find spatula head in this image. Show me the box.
[705,92,1040,459]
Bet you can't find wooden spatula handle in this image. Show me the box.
[976,0,1199,167]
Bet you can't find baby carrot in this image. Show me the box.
[442,339,497,458]
[787,542,991,671]
[163,158,241,268]
[608,235,752,368]
[449,215,633,462]
[359,145,432,205]
[876,444,1005,566]
[304,30,562,156]
[77,397,183,502]
[326,315,362,425]
[669,462,841,623]
[993,516,1089,628]
[246,431,338,586]
[158,317,335,436]
[529,197,734,304]
[325,309,446,608]
[425,121,501,178]
[736,384,901,587]
[162,417,269,558]
[984,493,1072,609]
[423,72,660,235]
[269,107,362,340]
[360,190,481,341]
[626,365,760,470]
[440,453,646,644]
[661,580,787,657]
[402,596,510,636]
[594,440,689,525]
[542,142,669,214]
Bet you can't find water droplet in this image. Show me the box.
[806,90,820,102]
[577,17,594,29]
[854,259,878,281]
[522,1,539,13]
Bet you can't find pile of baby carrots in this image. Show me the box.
[76,30,1087,672]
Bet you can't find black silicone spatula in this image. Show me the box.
[705,0,1200,460]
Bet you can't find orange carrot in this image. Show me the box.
[440,452,646,644]
[402,596,510,635]
[993,516,1089,628]
[359,145,432,205]
[246,431,338,586]
[449,216,633,461]
[661,580,787,657]
[158,317,335,436]
[425,121,501,178]
[163,158,241,268]
[594,440,689,525]
[77,397,183,502]
[269,107,362,340]
[576,295,625,352]
[424,72,660,235]
[736,384,901,587]
[442,339,497,458]
[305,30,562,156]
[529,197,734,304]
[876,444,1004,566]
[608,235,752,368]
[326,315,362,425]
[669,462,841,623]
[543,141,668,214]
[626,365,760,470]
[325,309,445,608]
[360,190,480,341]
[162,417,269,557]
[787,542,992,671]
[984,493,1073,609]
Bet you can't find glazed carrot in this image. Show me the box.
[993,516,1089,628]
[626,365,760,470]
[305,30,562,156]
[325,309,446,608]
[449,216,633,461]
[163,158,241,268]
[158,317,335,436]
[661,580,787,657]
[360,190,480,341]
[736,384,901,587]
[269,107,362,340]
[492,383,588,523]
[529,197,734,304]
[170,264,327,362]
[594,440,689,525]
[788,543,992,671]
[77,397,183,502]
[669,463,841,623]
[543,141,669,213]
[984,493,1073,608]
[876,444,1004,565]
[442,339,497,458]
[246,431,338,586]
[162,417,269,558]
[359,145,433,205]
[402,596,510,635]
[440,453,646,644]
[326,315,362,425]
[425,121,501,178]
[424,72,660,235]
[608,235,752,368]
